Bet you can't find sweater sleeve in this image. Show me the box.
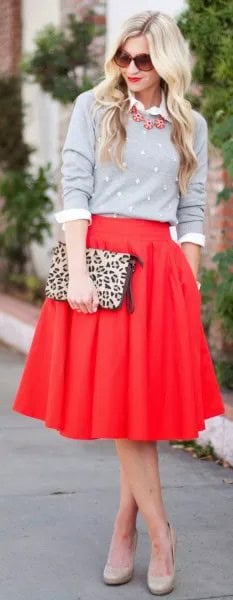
[176,111,208,243]
[54,90,95,229]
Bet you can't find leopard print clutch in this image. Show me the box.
[45,241,143,313]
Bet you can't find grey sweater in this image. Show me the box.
[55,88,208,244]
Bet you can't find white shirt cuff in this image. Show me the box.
[54,208,92,231]
[177,232,205,247]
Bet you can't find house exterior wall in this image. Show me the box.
[0,0,21,76]
[21,0,60,278]
[106,0,185,52]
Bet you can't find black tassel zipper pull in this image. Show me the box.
[126,254,144,313]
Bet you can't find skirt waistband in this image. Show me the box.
[89,214,172,240]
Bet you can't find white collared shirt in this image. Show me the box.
[127,88,172,122]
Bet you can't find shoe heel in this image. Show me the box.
[103,528,138,586]
[147,521,177,595]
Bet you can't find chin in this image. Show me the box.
[127,81,144,88]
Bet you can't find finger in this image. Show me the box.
[79,302,88,314]
[87,304,95,313]
[88,299,98,313]
[92,301,99,312]
[69,299,81,311]
[68,301,77,310]
[71,297,86,312]
[92,292,99,312]
[85,295,96,313]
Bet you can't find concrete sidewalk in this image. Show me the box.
[1,342,233,600]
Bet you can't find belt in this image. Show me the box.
[98,213,129,219]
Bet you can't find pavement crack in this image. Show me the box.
[49,490,77,495]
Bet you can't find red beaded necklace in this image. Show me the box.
[130,104,166,130]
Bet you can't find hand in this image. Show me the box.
[67,271,99,313]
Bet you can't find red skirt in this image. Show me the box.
[12,215,224,440]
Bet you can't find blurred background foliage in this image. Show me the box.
[20,11,105,103]
[178,0,233,388]
[0,74,55,300]
[0,166,55,275]
[0,76,32,171]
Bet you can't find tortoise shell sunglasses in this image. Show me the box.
[113,47,154,71]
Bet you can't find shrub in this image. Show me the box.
[0,165,55,279]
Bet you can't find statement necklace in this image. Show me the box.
[130,104,166,130]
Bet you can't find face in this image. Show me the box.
[115,34,160,94]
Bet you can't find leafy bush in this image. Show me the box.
[200,248,233,388]
[177,1,233,128]
[3,273,45,306]
[0,76,33,171]
[212,249,233,336]
[0,165,55,278]
[178,1,233,388]
[20,12,105,104]
[201,249,233,339]
[215,361,233,390]
[178,1,233,196]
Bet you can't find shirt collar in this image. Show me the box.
[127,88,171,123]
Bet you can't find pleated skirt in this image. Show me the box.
[12,214,225,440]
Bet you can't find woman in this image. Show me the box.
[12,10,224,596]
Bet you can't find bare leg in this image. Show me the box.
[114,439,174,576]
[105,463,138,567]
[115,463,138,532]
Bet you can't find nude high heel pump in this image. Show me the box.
[103,528,138,585]
[147,521,177,595]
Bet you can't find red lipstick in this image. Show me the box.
[128,77,141,82]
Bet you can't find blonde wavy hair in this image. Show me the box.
[91,10,198,195]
